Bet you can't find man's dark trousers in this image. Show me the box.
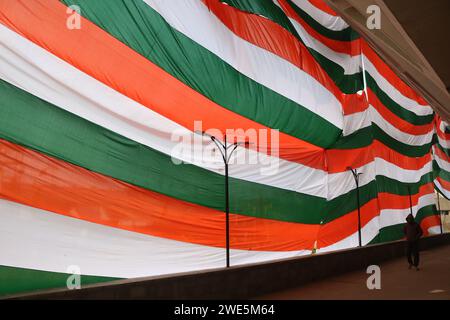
[406,240,419,267]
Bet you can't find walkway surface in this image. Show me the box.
[258,244,450,300]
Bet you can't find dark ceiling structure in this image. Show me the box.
[384,0,450,94]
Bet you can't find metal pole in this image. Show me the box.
[356,173,362,247]
[348,167,362,247]
[224,135,230,268]
[436,191,443,234]
[197,130,240,268]
[408,186,413,216]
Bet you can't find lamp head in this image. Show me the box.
[194,130,205,136]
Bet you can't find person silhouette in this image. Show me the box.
[403,214,423,271]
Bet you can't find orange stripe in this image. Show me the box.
[0,0,325,169]
[318,198,379,247]
[420,215,441,236]
[368,88,433,135]
[0,139,319,252]
[372,140,431,170]
[326,140,431,173]
[342,92,369,115]
[326,145,374,173]
[377,183,434,209]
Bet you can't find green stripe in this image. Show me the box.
[332,124,434,158]
[368,223,404,244]
[60,0,340,148]
[415,204,438,222]
[433,160,444,179]
[286,0,359,41]
[1,79,436,226]
[0,265,118,297]
[325,180,378,223]
[366,73,435,126]
[309,48,363,94]
[0,79,328,224]
[332,126,373,149]
[376,175,434,195]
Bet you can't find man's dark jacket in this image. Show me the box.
[403,214,423,241]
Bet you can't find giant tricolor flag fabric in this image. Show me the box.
[0,0,445,296]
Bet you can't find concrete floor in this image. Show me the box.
[258,245,450,300]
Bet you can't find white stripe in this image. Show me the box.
[328,159,433,200]
[290,0,349,31]
[362,55,434,116]
[344,106,434,146]
[0,23,328,198]
[375,158,432,183]
[286,15,361,74]
[144,0,343,128]
[342,108,371,136]
[327,161,375,200]
[0,200,310,279]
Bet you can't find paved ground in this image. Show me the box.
[258,244,450,300]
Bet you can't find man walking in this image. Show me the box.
[403,214,423,271]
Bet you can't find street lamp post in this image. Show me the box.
[348,167,362,247]
[436,191,443,234]
[197,131,249,268]
[407,186,413,217]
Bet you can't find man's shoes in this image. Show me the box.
[408,264,412,269]
[416,267,420,271]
